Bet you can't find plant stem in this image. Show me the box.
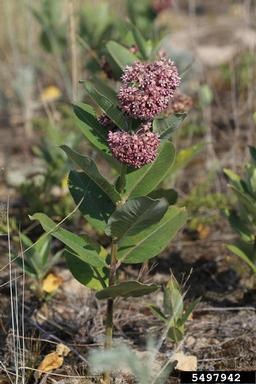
[103,165,127,383]
[103,239,117,384]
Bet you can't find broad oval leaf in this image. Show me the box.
[106,41,137,70]
[96,280,159,300]
[117,206,187,264]
[225,210,252,242]
[227,244,256,273]
[153,114,187,139]
[68,170,116,232]
[64,249,108,290]
[30,213,106,268]
[148,188,178,205]
[85,82,128,130]
[73,103,108,152]
[125,141,176,199]
[61,145,120,204]
[105,197,168,239]
[92,77,118,105]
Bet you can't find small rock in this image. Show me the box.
[186,336,196,347]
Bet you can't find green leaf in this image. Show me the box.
[30,213,106,268]
[19,233,33,257]
[106,41,137,70]
[96,281,159,300]
[73,103,108,152]
[68,170,115,232]
[15,257,37,278]
[105,197,168,239]
[20,233,33,248]
[149,305,167,321]
[92,77,118,105]
[16,234,38,276]
[148,188,178,205]
[61,145,120,204]
[167,327,184,342]
[34,234,51,269]
[230,185,256,219]
[227,244,256,273]
[125,141,176,199]
[153,114,187,139]
[165,276,183,319]
[19,234,41,276]
[226,210,253,242]
[118,206,187,264]
[178,298,200,325]
[64,249,108,290]
[249,146,256,164]
[224,168,242,190]
[129,23,149,59]
[85,82,128,130]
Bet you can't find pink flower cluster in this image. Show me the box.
[118,58,180,120]
[107,123,160,168]
[164,92,193,115]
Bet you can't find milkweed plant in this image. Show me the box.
[224,146,256,274]
[31,25,188,383]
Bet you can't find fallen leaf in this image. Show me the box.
[56,343,70,357]
[171,351,197,371]
[35,343,70,379]
[42,273,63,293]
[197,224,210,240]
[36,351,63,377]
[40,85,61,103]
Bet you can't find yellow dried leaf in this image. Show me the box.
[35,343,70,379]
[42,273,63,293]
[40,85,61,103]
[37,352,63,376]
[197,223,210,240]
[56,343,70,357]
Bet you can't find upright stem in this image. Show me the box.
[103,239,117,384]
[104,240,117,349]
[103,166,126,384]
